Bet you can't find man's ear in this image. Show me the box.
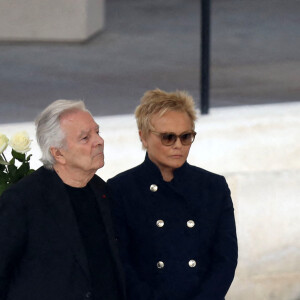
[50,147,66,165]
[139,130,148,149]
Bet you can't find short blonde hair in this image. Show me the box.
[135,88,197,138]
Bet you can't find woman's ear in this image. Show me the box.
[139,130,148,149]
[50,147,66,165]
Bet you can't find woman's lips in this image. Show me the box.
[170,154,183,158]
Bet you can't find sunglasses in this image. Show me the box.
[150,130,197,146]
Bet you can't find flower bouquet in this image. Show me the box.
[0,131,35,196]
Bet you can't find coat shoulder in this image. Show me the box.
[4,166,52,190]
[186,164,226,184]
[0,167,56,206]
[107,164,142,185]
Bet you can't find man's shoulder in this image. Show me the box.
[1,166,56,199]
[14,166,54,186]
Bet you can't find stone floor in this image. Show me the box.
[0,0,300,124]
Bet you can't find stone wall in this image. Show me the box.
[1,102,299,299]
[226,171,300,300]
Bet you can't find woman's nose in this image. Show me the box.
[173,136,182,148]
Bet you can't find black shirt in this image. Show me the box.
[64,183,121,300]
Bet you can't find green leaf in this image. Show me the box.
[12,149,26,163]
[18,162,30,177]
[0,158,10,165]
[0,164,5,171]
[7,164,18,183]
[8,158,15,165]
[26,154,32,162]
[7,164,17,174]
[0,171,9,184]
[28,169,35,175]
[0,184,8,196]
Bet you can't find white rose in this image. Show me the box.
[9,131,31,154]
[0,133,9,154]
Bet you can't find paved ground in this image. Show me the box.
[0,0,299,124]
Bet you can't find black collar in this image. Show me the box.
[141,153,189,184]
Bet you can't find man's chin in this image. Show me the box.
[97,159,105,169]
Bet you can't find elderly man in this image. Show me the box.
[0,100,125,300]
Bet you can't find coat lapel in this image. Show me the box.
[89,175,116,253]
[41,168,90,281]
[89,175,126,296]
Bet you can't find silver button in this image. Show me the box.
[187,220,195,228]
[156,220,164,227]
[157,261,164,269]
[188,260,196,268]
[150,184,158,192]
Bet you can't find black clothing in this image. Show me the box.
[0,167,126,300]
[65,184,121,300]
[108,154,238,300]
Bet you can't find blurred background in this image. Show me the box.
[0,0,299,299]
[1,0,300,122]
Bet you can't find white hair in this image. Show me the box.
[35,99,88,169]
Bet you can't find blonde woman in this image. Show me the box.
[108,89,237,300]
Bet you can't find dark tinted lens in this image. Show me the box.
[161,133,177,145]
[180,132,196,145]
[180,133,193,145]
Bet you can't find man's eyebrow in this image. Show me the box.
[78,125,99,138]
[78,130,89,138]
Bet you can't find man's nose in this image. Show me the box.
[95,133,104,145]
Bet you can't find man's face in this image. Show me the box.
[59,110,104,175]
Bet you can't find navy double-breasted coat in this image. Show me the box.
[108,154,238,300]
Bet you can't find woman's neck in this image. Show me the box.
[160,168,174,182]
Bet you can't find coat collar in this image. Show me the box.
[89,174,127,297]
[141,152,189,184]
[89,175,115,243]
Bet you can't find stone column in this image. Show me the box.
[0,0,105,42]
